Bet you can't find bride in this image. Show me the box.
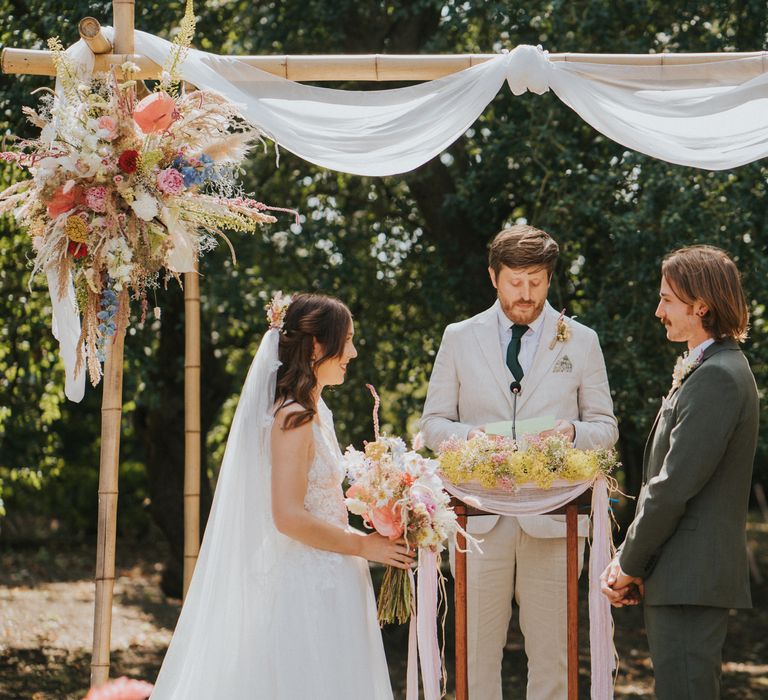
[150,292,413,699]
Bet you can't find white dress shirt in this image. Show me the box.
[689,337,715,360]
[496,301,546,378]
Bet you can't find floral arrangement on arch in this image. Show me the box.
[438,432,619,491]
[0,1,290,388]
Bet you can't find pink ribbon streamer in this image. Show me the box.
[589,476,616,699]
[406,550,441,700]
[365,383,381,440]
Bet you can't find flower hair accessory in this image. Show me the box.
[548,308,571,349]
[265,291,292,331]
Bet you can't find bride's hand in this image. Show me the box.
[360,533,415,569]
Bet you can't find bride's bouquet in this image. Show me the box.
[343,387,463,625]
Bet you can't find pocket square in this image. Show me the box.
[553,355,573,373]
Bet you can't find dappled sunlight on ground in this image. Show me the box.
[1,522,766,699]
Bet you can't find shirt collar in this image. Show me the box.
[495,300,548,335]
[689,337,715,358]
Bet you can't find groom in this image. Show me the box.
[421,224,618,699]
[601,245,758,699]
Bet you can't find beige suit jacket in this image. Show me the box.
[421,301,618,536]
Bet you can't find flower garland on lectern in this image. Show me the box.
[0,1,291,391]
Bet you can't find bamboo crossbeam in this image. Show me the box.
[183,268,201,600]
[78,17,113,55]
[90,289,128,688]
[3,47,767,81]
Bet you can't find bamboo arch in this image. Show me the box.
[3,0,766,688]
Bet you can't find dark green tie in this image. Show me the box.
[506,324,529,382]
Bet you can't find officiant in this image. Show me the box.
[420,224,618,700]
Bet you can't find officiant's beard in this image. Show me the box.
[500,298,546,325]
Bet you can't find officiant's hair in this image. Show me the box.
[662,245,749,342]
[275,293,353,429]
[489,225,559,277]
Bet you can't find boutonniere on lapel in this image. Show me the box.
[548,308,571,350]
[667,349,705,397]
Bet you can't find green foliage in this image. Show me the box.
[1,0,767,544]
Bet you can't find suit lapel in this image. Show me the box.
[517,304,565,413]
[471,303,515,413]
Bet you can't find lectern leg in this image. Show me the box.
[566,503,579,700]
[455,503,468,700]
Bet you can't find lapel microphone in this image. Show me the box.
[510,381,522,441]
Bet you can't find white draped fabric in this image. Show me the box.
[445,476,615,700]
[133,32,768,174]
[54,32,768,400]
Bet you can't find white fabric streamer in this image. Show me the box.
[445,476,615,700]
[45,268,85,402]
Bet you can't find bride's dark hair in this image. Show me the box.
[275,293,353,430]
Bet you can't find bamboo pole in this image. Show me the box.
[78,17,113,55]
[90,4,135,688]
[3,47,767,81]
[112,0,135,56]
[183,267,201,599]
[90,289,128,687]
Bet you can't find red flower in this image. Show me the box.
[68,240,88,259]
[118,150,139,174]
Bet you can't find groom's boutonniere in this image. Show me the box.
[668,349,704,396]
[548,308,571,350]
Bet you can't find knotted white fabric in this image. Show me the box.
[505,44,552,96]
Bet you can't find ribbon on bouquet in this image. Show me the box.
[406,549,442,700]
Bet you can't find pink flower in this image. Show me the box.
[47,183,84,218]
[97,115,118,140]
[370,502,404,540]
[346,482,364,499]
[82,676,154,700]
[133,92,178,134]
[85,186,108,212]
[156,167,185,195]
[113,175,124,185]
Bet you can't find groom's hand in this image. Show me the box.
[600,557,643,607]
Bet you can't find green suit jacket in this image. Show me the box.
[619,339,758,608]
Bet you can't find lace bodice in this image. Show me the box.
[304,400,349,528]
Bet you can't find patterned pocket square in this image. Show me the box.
[553,355,573,373]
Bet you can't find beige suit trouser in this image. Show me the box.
[459,515,585,700]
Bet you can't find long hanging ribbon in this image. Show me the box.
[589,475,616,699]
[405,549,441,700]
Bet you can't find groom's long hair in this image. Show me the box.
[274,293,353,429]
[662,245,749,342]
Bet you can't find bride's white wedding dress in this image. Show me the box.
[150,330,393,699]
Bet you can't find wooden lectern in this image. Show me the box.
[452,490,593,700]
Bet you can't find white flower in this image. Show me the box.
[39,123,57,144]
[104,237,134,289]
[130,190,160,221]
